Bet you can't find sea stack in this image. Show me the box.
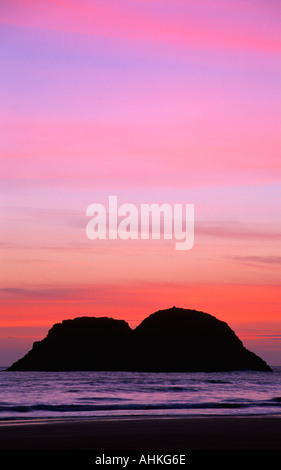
[7,307,272,372]
[132,307,271,372]
[7,317,132,372]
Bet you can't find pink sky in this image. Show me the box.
[1,0,281,366]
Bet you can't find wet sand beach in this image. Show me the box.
[0,415,280,450]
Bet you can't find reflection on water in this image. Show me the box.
[0,367,281,421]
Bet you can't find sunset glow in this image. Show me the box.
[1,0,281,366]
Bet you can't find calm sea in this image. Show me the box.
[0,367,281,422]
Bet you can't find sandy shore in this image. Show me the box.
[0,416,280,468]
[0,415,280,451]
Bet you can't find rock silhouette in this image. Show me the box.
[133,308,271,372]
[8,317,132,372]
[7,307,271,372]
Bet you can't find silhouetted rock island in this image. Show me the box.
[7,307,271,372]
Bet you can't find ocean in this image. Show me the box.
[0,367,281,423]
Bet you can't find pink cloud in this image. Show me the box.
[1,0,280,54]
[1,111,281,190]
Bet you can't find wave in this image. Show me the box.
[77,396,128,401]
[204,380,231,384]
[1,399,281,414]
[145,386,192,392]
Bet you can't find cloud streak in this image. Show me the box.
[1,0,280,54]
[233,256,281,266]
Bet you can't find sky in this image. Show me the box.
[1,0,281,366]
